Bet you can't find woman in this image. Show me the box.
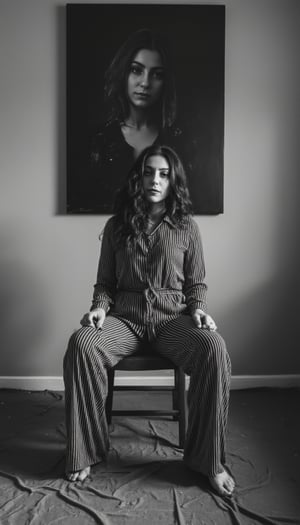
[86,28,185,213]
[64,145,235,497]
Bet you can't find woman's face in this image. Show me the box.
[127,49,164,110]
[142,154,171,204]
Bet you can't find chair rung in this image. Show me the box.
[113,386,174,391]
[111,409,179,416]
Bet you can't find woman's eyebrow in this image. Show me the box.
[145,166,170,171]
[131,60,164,71]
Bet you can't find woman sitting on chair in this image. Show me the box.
[63,144,235,497]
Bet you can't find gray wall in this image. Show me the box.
[0,0,299,377]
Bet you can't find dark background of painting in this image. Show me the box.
[67,4,225,214]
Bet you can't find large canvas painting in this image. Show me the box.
[67,4,225,214]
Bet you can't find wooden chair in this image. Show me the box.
[106,345,186,448]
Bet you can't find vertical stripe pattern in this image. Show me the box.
[91,215,207,336]
[63,318,141,472]
[155,315,231,477]
[64,215,231,477]
[64,315,230,477]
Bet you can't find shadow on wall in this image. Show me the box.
[0,255,50,376]
[220,275,300,376]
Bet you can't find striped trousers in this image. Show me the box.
[63,314,231,477]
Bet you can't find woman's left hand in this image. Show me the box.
[191,309,217,331]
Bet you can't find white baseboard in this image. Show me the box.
[0,374,299,391]
[230,374,300,389]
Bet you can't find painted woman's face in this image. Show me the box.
[142,155,171,204]
[127,49,164,110]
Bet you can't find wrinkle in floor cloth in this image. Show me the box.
[0,388,299,524]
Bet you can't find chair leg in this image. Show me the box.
[177,367,186,448]
[172,370,179,420]
[106,368,115,425]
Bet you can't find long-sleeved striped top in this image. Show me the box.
[91,215,208,338]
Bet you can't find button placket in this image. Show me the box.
[143,232,156,328]
[144,288,153,325]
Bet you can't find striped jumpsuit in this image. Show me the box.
[63,215,231,477]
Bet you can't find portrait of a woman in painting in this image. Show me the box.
[88,28,186,213]
[66,4,225,215]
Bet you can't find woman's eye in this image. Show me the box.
[130,64,142,75]
[143,169,169,178]
[152,70,164,80]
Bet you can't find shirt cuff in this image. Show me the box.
[189,302,207,315]
[90,300,110,313]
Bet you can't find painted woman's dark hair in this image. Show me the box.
[104,28,176,129]
[113,145,192,245]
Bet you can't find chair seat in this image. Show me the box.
[114,353,177,371]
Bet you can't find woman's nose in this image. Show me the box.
[140,71,150,87]
[151,171,160,184]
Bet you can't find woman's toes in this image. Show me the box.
[209,470,235,497]
[78,466,91,481]
[226,477,235,492]
[66,471,78,482]
[66,466,91,482]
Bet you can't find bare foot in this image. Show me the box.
[209,469,235,497]
[66,466,91,482]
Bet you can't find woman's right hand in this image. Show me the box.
[80,308,106,330]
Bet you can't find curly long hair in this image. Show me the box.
[104,29,176,129]
[113,145,193,246]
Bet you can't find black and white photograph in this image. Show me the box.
[67,4,225,214]
[1,1,300,523]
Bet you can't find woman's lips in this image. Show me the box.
[134,92,150,98]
